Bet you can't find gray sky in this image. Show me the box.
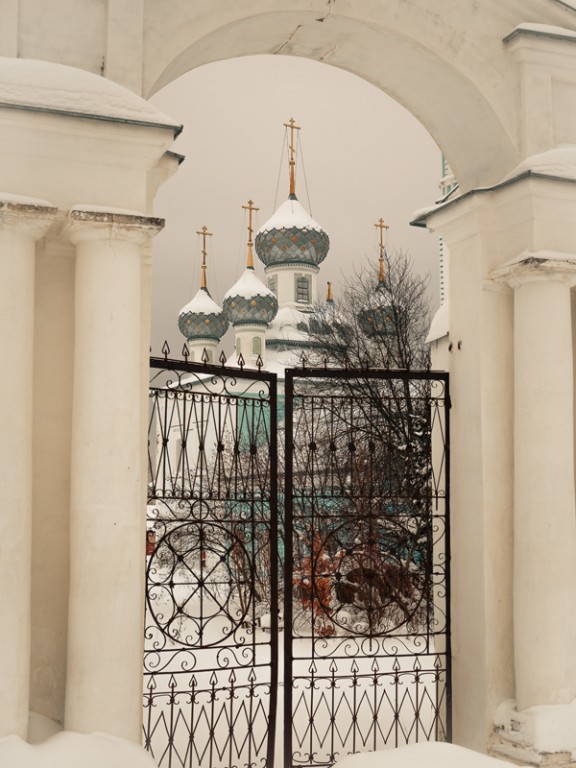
[150,55,442,355]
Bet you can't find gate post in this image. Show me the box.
[64,208,162,741]
[0,196,56,738]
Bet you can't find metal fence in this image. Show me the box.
[143,356,450,768]
[284,368,450,767]
[144,354,279,768]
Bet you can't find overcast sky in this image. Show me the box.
[149,55,442,355]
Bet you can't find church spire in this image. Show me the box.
[326,281,334,303]
[284,117,301,198]
[374,217,389,286]
[242,199,259,269]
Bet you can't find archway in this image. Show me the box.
[3,2,576,764]
[141,2,523,191]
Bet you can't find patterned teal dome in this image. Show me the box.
[178,287,229,342]
[358,304,396,338]
[255,194,329,268]
[223,268,278,326]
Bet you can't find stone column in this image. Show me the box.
[0,196,56,738]
[64,208,162,741]
[497,257,576,713]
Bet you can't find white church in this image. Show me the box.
[3,2,576,767]
[177,120,331,374]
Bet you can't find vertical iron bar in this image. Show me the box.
[268,377,279,768]
[443,374,452,742]
[284,369,295,768]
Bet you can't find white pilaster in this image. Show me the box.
[64,208,162,741]
[496,256,576,712]
[0,196,56,738]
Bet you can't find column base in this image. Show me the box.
[490,699,576,767]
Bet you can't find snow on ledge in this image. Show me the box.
[426,302,449,343]
[0,192,55,208]
[503,146,576,183]
[0,57,181,133]
[71,203,148,218]
[0,731,157,768]
[334,742,524,768]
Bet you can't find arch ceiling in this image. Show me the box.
[140,0,576,189]
[8,0,576,190]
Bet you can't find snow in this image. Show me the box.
[180,287,224,316]
[426,302,449,343]
[223,267,275,300]
[334,742,523,768]
[71,204,149,218]
[0,192,55,208]
[495,696,576,755]
[0,731,157,768]
[503,146,576,182]
[0,57,180,132]
[258,195,326,235]
[410,201,449,226]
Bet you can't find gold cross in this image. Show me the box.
[242,200,259,245]
[196,225,213,289]
[284,117,301,195]
[242,200,259,269]
[374,218,389,283]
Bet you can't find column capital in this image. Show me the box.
[492,250,576,289]
[0,195,57,240]
[66,207,164,246]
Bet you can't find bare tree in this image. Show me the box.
[286,250,435,635]
[306,248,431,371]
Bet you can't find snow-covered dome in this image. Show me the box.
[255,194,329,268]
[223,268,278,326]
[178,287,229,342]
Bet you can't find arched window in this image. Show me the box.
[236,337,242,356]
[267,274,278,296]
[295,274,311,303]
[252,336,262,355]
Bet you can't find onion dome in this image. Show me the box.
[255,195,329,268]
[358,300,395,338]
[223,200,279,326]
[255,117,329,268]
[178,287,229,342]
[178,225,229,342]
[223,269,278,326]
[358,218,394,338]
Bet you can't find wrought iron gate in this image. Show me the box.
[284,368,450,767]
[143,356,450,768]
[144,354,279,768]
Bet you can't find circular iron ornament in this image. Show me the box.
[310,519,430,636]
[147,519,253,647]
